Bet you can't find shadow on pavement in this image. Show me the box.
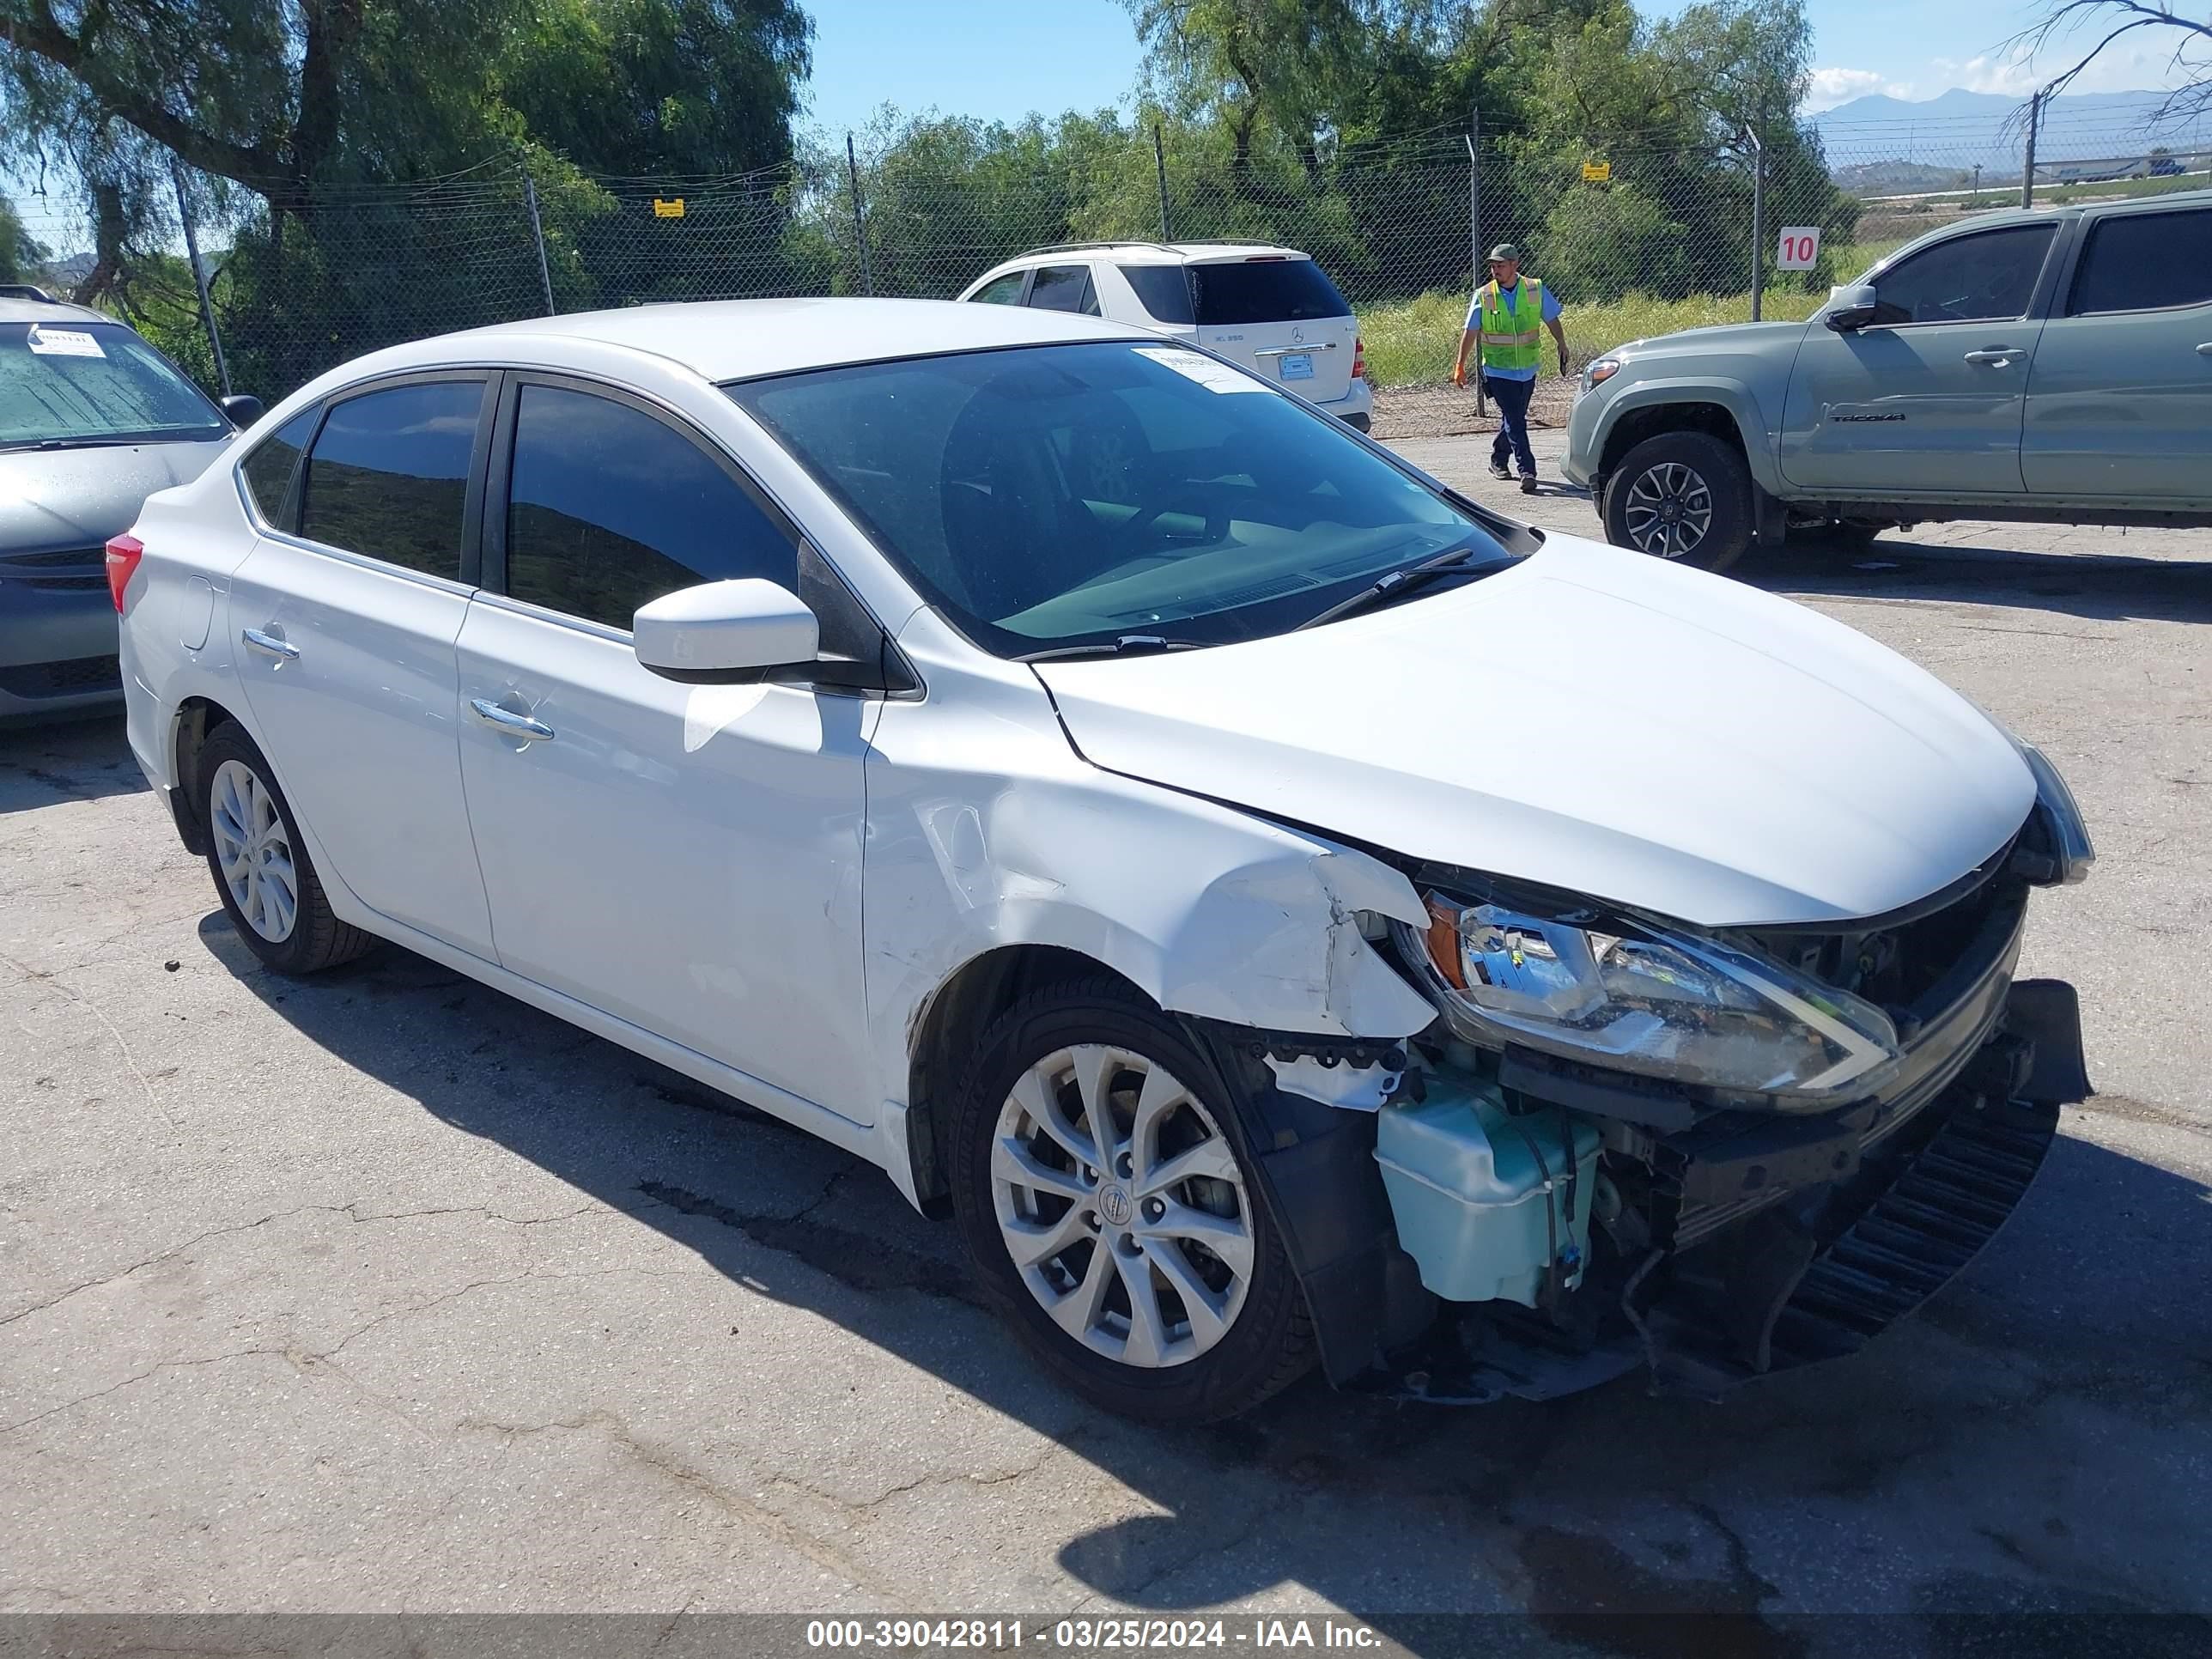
[200,919,2212,1650]
[1735,538,2212,628]
[0,713,146,815]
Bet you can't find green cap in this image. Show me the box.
[1486,242,1522,264]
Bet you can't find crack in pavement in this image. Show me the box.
[0,1264,708,1438]
[0,1201,617,1332]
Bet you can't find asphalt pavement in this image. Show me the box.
[3,432,2208,1653]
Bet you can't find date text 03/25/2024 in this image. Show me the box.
[804,1619,1384,1650]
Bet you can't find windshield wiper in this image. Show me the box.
[1017,634,1206,664]
[0,435,162,453]
[1291,544,1502,632]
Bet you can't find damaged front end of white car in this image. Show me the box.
[1180,756,2093,1406]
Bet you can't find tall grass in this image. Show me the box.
[1355,239,1908,390]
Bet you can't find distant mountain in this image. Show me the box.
[1813,88,2211,177]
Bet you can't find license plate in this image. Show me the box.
[1276,353,1315,381]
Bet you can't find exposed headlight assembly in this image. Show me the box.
[1395,890,1902,1103]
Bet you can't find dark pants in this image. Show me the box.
[1484,373,1536,477]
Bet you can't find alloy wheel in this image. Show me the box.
[990,1044,1255,1370]
[210,758,299,943]
[1621,461,1715,560]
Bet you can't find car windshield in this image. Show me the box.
[726,341,1516,656]
[1,319,228,449]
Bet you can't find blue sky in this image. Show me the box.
[797,0,2204,135]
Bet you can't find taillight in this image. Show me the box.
[105,534,144,612]
[1352,335,1366,380]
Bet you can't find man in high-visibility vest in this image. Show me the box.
[1450,242,1569,494]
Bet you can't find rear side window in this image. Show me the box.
[1869,224,2056,326]
[1120,264,1194,325]
[1026,264,1099,315]
[1189,259,1350,325]
[240,406,319,527]
[2069,210,2212,314]
[969,272,1027,305]
[299,380,484,580]
[503,384,796,630]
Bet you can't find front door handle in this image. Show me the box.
[240,627,299,661]
[470,697,555,742]
[1962,348,2024,365]
[2197,342,2212,356]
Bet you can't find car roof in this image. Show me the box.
[349,297,1149,386]
[0,293,116,326]
[996,240,1310,268]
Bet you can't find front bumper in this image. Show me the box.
[1,563,123,722]
[1355,975,2086,1403]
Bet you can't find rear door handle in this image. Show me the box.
[470,697,555,742]
[1962,348,2024,365]
[240,627,299,660]
[2197,342,2212,356]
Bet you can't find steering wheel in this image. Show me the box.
[1115,487,1231,550]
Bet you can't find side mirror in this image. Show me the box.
[221,394,267,428]
[1825,284,1878,332]
[633,579,819,684]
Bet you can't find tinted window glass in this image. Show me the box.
[1026,265,1097,314]
[300,381,483,580]
[730,342,1510,659]
[1870,224,2055,325]
[1,321,227,448]
[505,385,794,629]
[1190,259,1350,325]
[969,272,1027,305]
[1120,264,1194,325]
[240,407,319,526]
[2069,210,2212,313]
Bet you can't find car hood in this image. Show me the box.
[0,438,230,551]
[1615,319,1810,360]
[1032,534,2036,928]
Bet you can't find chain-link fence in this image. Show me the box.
[90,118,2212,443]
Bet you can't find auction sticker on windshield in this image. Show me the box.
[1133,346,1267,393]
[26,326,105,358]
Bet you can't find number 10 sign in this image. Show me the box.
[1776,227,1822,270]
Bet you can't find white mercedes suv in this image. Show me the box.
[117,298,2093,1424]
[957,241,1374,432]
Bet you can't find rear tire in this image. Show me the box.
[1602,431,1753,573]
[949,980,1313,1423]
[198,722,374,975]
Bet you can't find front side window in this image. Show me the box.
[1189,259,1350,325]
[503,384,795,630]
[240,406,319,527]
[2069,210,2212,314]
[968,272,1028,306]
[1026,265,1098,315]
[728,341,1514,658]
[299,380,484,580]
[1121,264,1194,325]
[1,321,228,450]
[1869,224,2057,326]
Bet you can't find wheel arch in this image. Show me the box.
[1593,379,1780,496]
[902,943,1153,1212]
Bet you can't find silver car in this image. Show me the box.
[2,288,253,722]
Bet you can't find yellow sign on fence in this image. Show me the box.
[1582,161,1612,184]
[652,198,686,219]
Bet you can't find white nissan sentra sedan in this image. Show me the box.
[115,299,2094,1423]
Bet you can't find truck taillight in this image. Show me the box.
[1352,335,1365,380]
[105,534,144,612]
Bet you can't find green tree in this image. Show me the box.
[0,191,45,283]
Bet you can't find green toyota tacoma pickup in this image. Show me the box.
[1562,191,2212,571]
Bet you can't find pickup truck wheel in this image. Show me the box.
[1603,433,1753,573]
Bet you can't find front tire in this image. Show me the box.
[949,981,1313,1423]
[1602,431,1753,573]
[198,722,374,975]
